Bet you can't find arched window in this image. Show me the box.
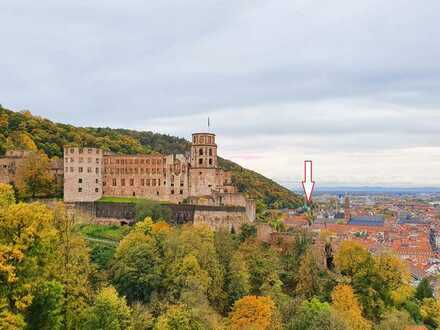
[209,148,212,156]
[199,148,203,156]
[199,158,203,165]
[209,158,213,165]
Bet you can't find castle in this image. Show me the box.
[0,132,256,227]
[63,132,256,224]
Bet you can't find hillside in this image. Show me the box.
[0,106,302,208]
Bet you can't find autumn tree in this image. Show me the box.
[420,298,440,329]
[15,151,55,198]
[228,295,278,330]
[79,286,132,330]
[0,183,15,208]
[331,285,371,330]
[295,249,330,300]
[0,202,57,324]
[51,203,94,329]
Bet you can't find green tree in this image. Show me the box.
[25,281,64,330]
[415,278,434,301]
[80,286,132,330]
[135,200,171,222]
[376,309,413,330]
[287,298,347,330]
[154,305,203,330]
[111,220,163,304]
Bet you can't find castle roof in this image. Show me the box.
[348,215,385,226]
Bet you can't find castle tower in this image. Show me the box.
[190,133,218,169]
[189,133,219,196]
[64,147,103,202]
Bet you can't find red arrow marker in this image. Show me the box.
[301,160,315,204]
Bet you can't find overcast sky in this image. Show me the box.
[1,0,440,188]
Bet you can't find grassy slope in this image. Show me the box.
[0,106,302,209]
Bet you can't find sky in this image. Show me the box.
[1,0,440,188]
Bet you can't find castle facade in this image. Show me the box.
[63,133,252,212]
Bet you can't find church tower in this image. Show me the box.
[189,133,219,196]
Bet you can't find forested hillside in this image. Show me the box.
[0,106,302,208]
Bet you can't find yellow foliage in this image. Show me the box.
[334,240,370,276]
[0,184,15,208]
[228,295,277,330]
[331,284,371,330]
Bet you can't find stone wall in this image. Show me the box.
[193,208,248,231]
[68,201,251,230]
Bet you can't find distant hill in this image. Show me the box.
[0,106,302,209]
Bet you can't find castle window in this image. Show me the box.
[209,159,212,165]
[199,172,202,175]
[70,148,75,153]
[96,179,99,183]
[70,167,74,172]
[78,188,82,192]
[209,148,212,156]
[95,188,99,193]
[78,178,82,183]
[70,158,74,162]
[65,167,68,172]
[79,167,83,173]
[140,159,144,164]
[88,148,92,154]
[180,182,184,187]
[140,168,144,174]
[96,149,100,154]
[141,179,145,186]
[156,191,159,196]
[87,167,92,173]
[171,190,174,195]
[135,159,138,164]
[96,158,100,164]
[199,158,203,165]
[130,179,134,186]
[180,190,183,195]
[132,191,136,196]
[146,179,151,186]
[152,179,157,186]
[112,179,116,186]
[88,158,91,163]
[116,159,119,164]
[199,148,203,156]
[121,179,125,186]
[95,168,99,174]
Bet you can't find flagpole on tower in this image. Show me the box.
[208,117,210,132]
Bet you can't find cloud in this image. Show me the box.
[0,0,439,186]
